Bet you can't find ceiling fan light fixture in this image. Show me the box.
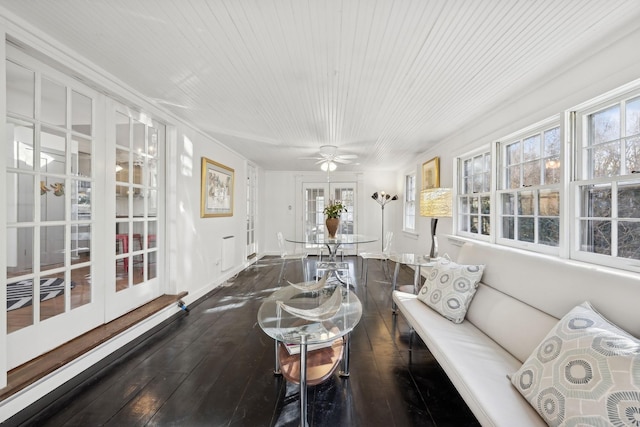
[321,161,337,172]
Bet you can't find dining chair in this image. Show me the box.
[277,232,308,284]
[359,231,393,286]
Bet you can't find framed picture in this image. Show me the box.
[422,156,440,190]
[201,157,234,217]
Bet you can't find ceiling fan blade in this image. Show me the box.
[339,154,358,159]
[333,158,352,164]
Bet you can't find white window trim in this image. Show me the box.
[455,145,492,242]
[495,116,563,255]
[403,172,416,232]
[570,87,640,272]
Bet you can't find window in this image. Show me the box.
[575,94,640,263]
[458,151,491,238]
[497,123,561,251]
[404,174,416,231]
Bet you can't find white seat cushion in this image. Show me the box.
[393,290,546,427]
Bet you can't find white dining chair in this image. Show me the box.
[359,231,393,286]
[277,232,308,284]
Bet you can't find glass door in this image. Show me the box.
[107,104,164,320]
[246,163,257,258]
[5,51,103,367]
[302,182,357,254]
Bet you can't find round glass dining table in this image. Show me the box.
[286,233,378,261]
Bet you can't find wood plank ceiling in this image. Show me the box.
[2,0,640,171]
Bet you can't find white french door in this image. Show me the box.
[302,181,357,254]
[246,163,257,258]
[5,47,104,368]
[105,102,164,321]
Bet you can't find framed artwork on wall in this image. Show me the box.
[201,157,234,217]
[422,156,440,190]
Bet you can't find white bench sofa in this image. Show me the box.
[392,240,640,427]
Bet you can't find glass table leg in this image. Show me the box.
[300,335,308,427]
[392,262,401,313]
[339,333,351,377]
[273,339,282,375]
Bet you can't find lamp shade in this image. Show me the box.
[321,161,337,172]
[420,188,452,217]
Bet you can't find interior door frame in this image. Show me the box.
[296,173,363,256]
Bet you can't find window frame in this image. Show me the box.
[456,148,492,241]
[403,173,416,232]
[495,118,563,255]
[572,90,640,270]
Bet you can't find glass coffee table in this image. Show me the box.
[257,283,362,427]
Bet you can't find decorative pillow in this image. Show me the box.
[510,301,640,427]
[416,256,484,324]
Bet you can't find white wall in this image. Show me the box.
[398,24,640,261]
[172,125,249,302]
[262,170,399,255]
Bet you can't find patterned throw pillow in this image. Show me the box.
[510,301,640,427]
[416,256,484,324]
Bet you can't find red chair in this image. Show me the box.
[116,234,129,272]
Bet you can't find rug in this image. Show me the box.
[7,278,76,311]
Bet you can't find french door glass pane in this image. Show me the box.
[71,224,91,264]
[72,136,92,177]
[71,179,92,220]
[7,172,35,223]
[41,78,66,127]
[40,273,66,321]
[71,266,91,310]
[40,225,65,270]
[72,90,92,135]
[6,61,35,118]
[7,226,34,277]
[40,176,66,221]
[6,121,35,170]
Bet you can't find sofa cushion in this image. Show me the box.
[393,290,546,426]
[466,283,559,363]
[510,301,640,426]
[416,256,484,323]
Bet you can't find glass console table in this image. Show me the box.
[257,284,362,427]
[389,253,436,312]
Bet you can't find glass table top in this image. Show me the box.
[285,234,378,246]
[257,285,362,345]
[389,253,436,267]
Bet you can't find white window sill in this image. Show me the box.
[403,230,419,240]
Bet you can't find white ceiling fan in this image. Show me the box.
[300,145,358,170]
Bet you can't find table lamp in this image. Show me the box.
[420,188,452,259]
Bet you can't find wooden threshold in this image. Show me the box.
[0,292,188,401]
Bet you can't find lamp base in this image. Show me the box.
[430,218,439,259]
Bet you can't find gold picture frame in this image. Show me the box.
[422,156,440,190]
[201,157,234,217]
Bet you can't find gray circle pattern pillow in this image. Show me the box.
[416,256,484,324]
[510,301,640,427]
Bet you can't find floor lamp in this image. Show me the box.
[372,191,398,251]
[420,188,452,259]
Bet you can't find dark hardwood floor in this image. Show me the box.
[15,256,480,427]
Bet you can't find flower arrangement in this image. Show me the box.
[323,200,347,219]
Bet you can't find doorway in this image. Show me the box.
[302,182,357,255]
